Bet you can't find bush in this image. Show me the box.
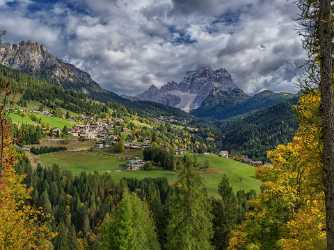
[30,146,66,155]
[143,161,155,170]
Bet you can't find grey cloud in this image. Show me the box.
[0,0,305,96]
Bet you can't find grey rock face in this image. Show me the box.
[137,66,243,112]
[0,41,102,93]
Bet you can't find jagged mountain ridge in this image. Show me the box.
[0,41,133,104]
[137,66,295,119]
[0,41,104,93]
[0,41,189,118]
[137,67,242,112]
[193,89,295,120]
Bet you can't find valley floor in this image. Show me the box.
[38,150,261,196]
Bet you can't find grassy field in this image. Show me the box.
[9,112,74,128]
[9,113,35,125]
[34,113,74,128]
[39,151,261,195]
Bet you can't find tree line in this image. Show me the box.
[30,146,66,155]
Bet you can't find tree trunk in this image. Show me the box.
[319,0,334,249]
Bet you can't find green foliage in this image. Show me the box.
[15,160,120,249]
[166,155,214,250]
[143,145,176,170]
[15,154,259,250]
[216,98,298,160]
[12,123,43,145]
[15,159,172,249]
[98,192,160,250]
[212,176,256,250]
[39,151,261,195]
[30,146,66,155]
[192,90,294,120]
[0,65,108,115]
[113,138,125,153]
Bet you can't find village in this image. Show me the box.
[17,108,262,171]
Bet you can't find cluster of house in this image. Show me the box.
[242,156,263,166]
[70,122,111,140]
[32,110,52,116]
[68,120,154,151]
[126,159,146,171]
[125,138,151,149]
[218,151,263,166]
[176,148,187,155]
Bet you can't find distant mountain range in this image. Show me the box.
[0,41,188,118]
[0,41,296,121]
[0,41,125,101]
[0,40,299,159]
[137,67,237,112]
[137,66,296,120]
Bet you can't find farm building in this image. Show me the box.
[219,151,229,158]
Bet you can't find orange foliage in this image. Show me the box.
[228,92,326,250]
[0,112,54,249]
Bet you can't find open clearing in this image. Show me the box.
[9,112,74,128]
[39,151,261,196]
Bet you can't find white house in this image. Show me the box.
[219,150,229,158]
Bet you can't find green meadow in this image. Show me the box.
[9,112,74,128]
[39,151,261,195]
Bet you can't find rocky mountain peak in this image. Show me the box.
[0,40,57,73]
[137,66,244,112]
[147,84,159,91]
[161,81,178,91]
[0,40,104,94]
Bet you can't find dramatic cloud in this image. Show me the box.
[0,0,305,95]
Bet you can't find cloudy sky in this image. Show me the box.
[0,0,305,95]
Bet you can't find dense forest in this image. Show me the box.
[216,97,298,160]
[15,155,255,250]
[13,123,44,145]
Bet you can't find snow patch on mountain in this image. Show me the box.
[169,91,198,112]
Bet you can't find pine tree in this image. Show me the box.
[97,191,160,250]
[41,190,52,214]
[166,155,213,250]
[212,175,238,250]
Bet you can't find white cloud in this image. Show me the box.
[0,0,305,95]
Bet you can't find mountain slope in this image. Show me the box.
[137,67,242,112]
[0,41,107,95]
[193,90,295,120]
[0,41,189,118]
[215,97,299,160]
[138,66,296,120]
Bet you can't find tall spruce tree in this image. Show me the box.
[166,155,213,250]
[97,191,160,250]
[212,175,238,250]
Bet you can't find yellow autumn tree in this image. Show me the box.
[0,78,54,250]
[228,91,326,250]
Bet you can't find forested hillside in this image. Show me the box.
[0,65,189,118]
[193,90,295,120]
[216,97,298,160]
